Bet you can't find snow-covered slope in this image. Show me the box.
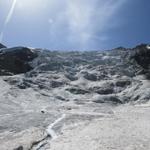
[0,43,150,150]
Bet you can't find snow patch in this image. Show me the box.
[146,45,150,50]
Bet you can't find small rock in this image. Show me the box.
[13,146,23,150]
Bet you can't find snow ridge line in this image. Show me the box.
[46,114,66,140]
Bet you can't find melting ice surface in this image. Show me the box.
[47,114,66,140]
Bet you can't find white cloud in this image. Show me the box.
[0,0,128,49]
[48,19,54,24]
[47,0,128,49]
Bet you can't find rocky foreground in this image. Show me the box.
[0,43,150,150]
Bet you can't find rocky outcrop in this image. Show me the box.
[66,87,90,94]
[0,47,37,75]
[131,44,150,79]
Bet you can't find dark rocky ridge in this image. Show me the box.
[0,43,150,104]
[131,44,150,79]
[0,43,149,77]
[0,46,38,75]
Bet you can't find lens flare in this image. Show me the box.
[0,0,17,42]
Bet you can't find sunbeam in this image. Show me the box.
[0,0,17,42]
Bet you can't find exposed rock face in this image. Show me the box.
[133,44,150,68]
[0,43,150,150]
[131,44,150,79]
[0,47,38,75]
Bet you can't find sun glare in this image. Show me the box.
[16,0,46,12]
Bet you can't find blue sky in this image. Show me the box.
[0,0,149,50]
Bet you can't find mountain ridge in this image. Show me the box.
[0,43,150,150]
[0,43,149,104]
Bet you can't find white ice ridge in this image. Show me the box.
[147,45,150,50]
[46,114,66,140]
